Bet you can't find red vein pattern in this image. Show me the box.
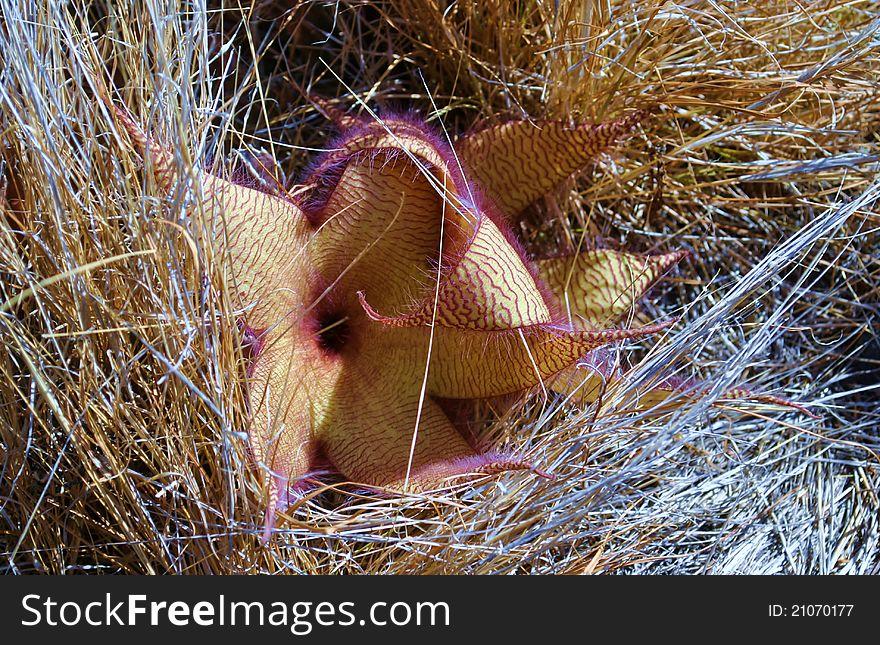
[538,249,688,328]
[456,113,645,215]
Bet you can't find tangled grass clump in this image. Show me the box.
[1,0,878,574]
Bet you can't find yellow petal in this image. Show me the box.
[456,113,644,216]
[359,213,552,331]
[316,365,477,490]
[104,100,310,329]
[389,321,675,400]
[538,249,686,329]
[310,151,444,314]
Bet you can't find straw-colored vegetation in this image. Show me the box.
[1,0,878,573]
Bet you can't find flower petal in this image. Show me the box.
[249,331,349,543]
[310,95,363,130]
[356,316,674,400]
[104,102,178,192]
[247,334,328,496]
[205,177,310,327]
[104,100,309,328]
[309,151,444,313]
[432,322,674,399]
[538,249,686,328]
[358,213,553,330]
[455,113,644,216]
[316,366,478,489]
[311,118,454,180]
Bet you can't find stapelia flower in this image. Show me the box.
[106,99,811,542]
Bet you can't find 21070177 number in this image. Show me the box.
[768,604,853,617]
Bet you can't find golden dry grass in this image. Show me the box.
[1,0,878,573]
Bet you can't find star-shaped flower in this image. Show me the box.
[106,98,813,542]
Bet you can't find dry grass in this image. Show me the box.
[1,0,878,574]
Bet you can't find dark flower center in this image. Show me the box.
[315,309,351,354]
